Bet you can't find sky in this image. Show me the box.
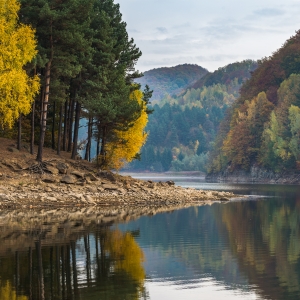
[117,0,300,72]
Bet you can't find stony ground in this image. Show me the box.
[0,137,237,210]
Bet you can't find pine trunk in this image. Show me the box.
[17,114,22,150]
[100,125,107,166]
[63,100,68,151]
[71,101,81,159]
[30,100,35,155]
[67,97,75,152]
[57,103,63,155]
[51,100,56,149]
[96,130,100,164]
[37,61,51,162]
[85,116,93,161]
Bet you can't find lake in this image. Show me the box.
[0,174,300,300]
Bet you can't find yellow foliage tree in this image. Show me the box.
[0,281,28,300]
[0,0,40,128]
[105,89,148,169]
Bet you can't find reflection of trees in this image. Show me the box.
[221,199,300,300]
[0,228,146,300]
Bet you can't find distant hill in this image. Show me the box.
[208,30,300,174]
[135,64,208,101]
[191,60,258,90]
[128,60,259,173]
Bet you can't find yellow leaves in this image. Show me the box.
[0,0,40,128]
[106,89,148,170]
[106,230,145,284]
[0,281,28,300]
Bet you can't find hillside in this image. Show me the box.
[135,64,208,101]
[208,30,300,174]
[191,60,258,90]
[128,60,257,172]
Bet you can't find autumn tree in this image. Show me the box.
[104,89,149,170]
[0,0,39,128]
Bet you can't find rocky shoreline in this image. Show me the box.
[206,166,300,185]
[0,156,237,210]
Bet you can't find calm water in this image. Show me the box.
[0,176,300,300]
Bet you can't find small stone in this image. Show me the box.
[42,177,58,184]
[45,165,59,175]
[61,175,77,184]
[56,162,69,174]
[85,195,96,204]
[86,172,98,181]
[71,170,85,178]
[102,183,119,191]
[7,147,19,153]
[166,180,175,186]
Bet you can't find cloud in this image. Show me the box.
[254,8,285,17]
[156,27,168,34]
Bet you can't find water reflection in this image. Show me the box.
[0,183,300,299]
[0,226,146,300]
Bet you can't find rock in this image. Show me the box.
[76,180,86,186]
[7,147,19,153]
[102,183,119,191]
[86,172,98,181]
[44,187,52,192]
[98,170,116,182]
[22,144,30,152]
[148,182,155,189]
[85,195,96,204]
[45,165,59,175]
[56,162,69,174]
[166,180,175,186]
[45,196,57,202]
[71,170,85,178]
[61,175,77,184]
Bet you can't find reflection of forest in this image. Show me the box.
[0,228,146,300]
[220,197,300,300]
[119,190,300,299]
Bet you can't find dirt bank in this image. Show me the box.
[0,137,237,210]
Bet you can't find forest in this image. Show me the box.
[208,30,300,174]
[0,0,151,170]
[135,64,208,102]
[129,60,257,172]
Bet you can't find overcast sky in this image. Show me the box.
[117,0,300,72]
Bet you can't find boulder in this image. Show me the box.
[166,180,175,186]
[71,170,85,178]
[86,172,98,181]
[45,165,59,175]
[42,177,58,184]
[7,147,19,153]
[102,183,119,191]
[98,170,116,182]
[61,175,77,184]
[56,162,69,174]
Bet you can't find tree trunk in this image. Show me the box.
[52,100,56,149]
[57,103,63,155]
[100,125,107,166]
[67,97,75,152]
[63,100,68,151]
[17,114,22,150]
[30,100,35,155]
[36,240,45,300]
[37,61,51,162]
[71,101,81,159]
[85,117,92,161]
[96,129,101,164]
